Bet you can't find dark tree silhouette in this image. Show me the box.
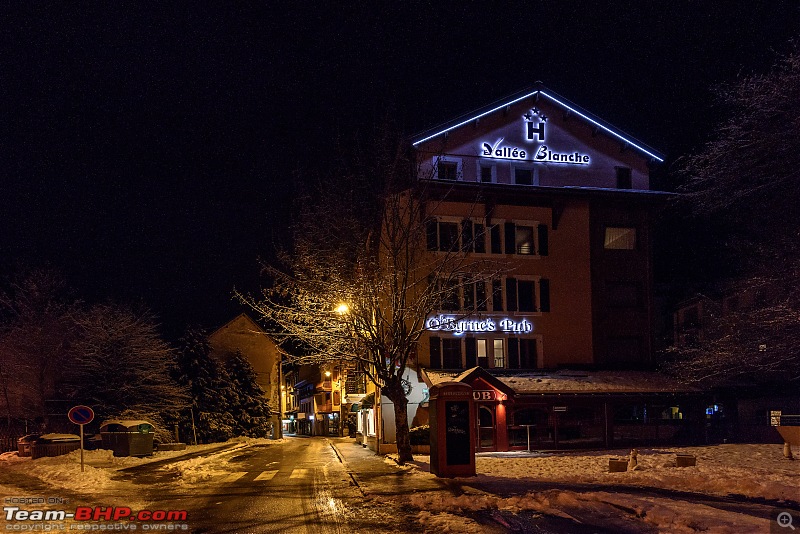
[667,46,800,386]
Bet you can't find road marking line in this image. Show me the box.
[289,468,309,478]
[254,470,279,481]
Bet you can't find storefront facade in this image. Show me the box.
[422,368,703,451]
[405,84,702,451]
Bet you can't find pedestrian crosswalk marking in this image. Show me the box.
[219,471,247,483]
[254,470,279,481]
[289,468,309,478]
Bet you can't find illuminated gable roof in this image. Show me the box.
[411,82,664,163]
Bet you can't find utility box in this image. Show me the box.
[100,420,154,457]
[429,382,476,478]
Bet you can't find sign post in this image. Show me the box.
[68,405,95,473]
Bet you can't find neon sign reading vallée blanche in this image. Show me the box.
[425,315,533,336]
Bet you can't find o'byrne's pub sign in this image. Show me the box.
[426,315,533,335]
[480,107,591,165]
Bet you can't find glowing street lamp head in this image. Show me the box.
[335,303,350,315]
[324,370,332,377]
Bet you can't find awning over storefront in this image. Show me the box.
[349,403,360,412]
[421,367,701,397]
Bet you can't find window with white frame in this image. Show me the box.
[493,339,505,368]
[426,218,489,253]
[479,164,496,183]
[503,221,549,256]
[433,157,462,181]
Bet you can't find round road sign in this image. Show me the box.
[68,405,95,425]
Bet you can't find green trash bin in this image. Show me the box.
[100,420,154,457]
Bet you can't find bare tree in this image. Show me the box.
[667,45,800,385]
[239,130,503,462]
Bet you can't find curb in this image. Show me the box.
[329,441,366,497]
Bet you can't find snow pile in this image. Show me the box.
[162,439,273,485]
[416,510,485,533]
[409,489,770,533]
[474,444,800,502]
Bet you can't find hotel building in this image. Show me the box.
[393,83,704,451]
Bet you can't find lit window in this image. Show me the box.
[477,339,488,367]
[515,226,535,254]
[493,339,505,368]
[604,227,637,250]
[504,222,549,256]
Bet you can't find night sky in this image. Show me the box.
[3,3,799,337]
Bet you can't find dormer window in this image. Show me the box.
[616,167,632,189]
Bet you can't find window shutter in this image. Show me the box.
[465,338,477,368]
[429,336,441,369]
[504,222,516,254]
[461,220,473,252]
[426,220,438,251]
[490,225,502,254]
[506,278,518,311]
[538,224,549,256]
[539,279,550,312]
[508,338,520,369]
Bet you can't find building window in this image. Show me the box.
[492,279,503,312]
[427,219,489,253]
[442,338,463,368]
[604,227,637,250]
[490,224,503,254]
[513,166,537,186]
[515,225,535,254]
[345,370,366,394]
[508,338,540,369]
[493,339,505,368]
[477,339,488,367]
[479,165,495,183]
[505,277,550,312]
[462,277,488,311]
[616,167,632,189]
[504,222,549,256]
[435,158,461,181]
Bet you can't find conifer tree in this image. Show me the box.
[225,350,273,438]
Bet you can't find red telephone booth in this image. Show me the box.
[429,382,476,477]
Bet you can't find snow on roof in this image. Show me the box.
[423,368,699,395]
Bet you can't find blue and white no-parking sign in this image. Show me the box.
[68,405,95,425]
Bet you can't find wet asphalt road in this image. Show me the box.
[122,437,410,534]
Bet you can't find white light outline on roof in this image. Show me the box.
[538,92,663,162]
[412,90,664,163]
[411,90,540,146]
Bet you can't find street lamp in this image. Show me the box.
[335,303,350,315]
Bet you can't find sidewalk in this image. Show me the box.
[328,437,461,497]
